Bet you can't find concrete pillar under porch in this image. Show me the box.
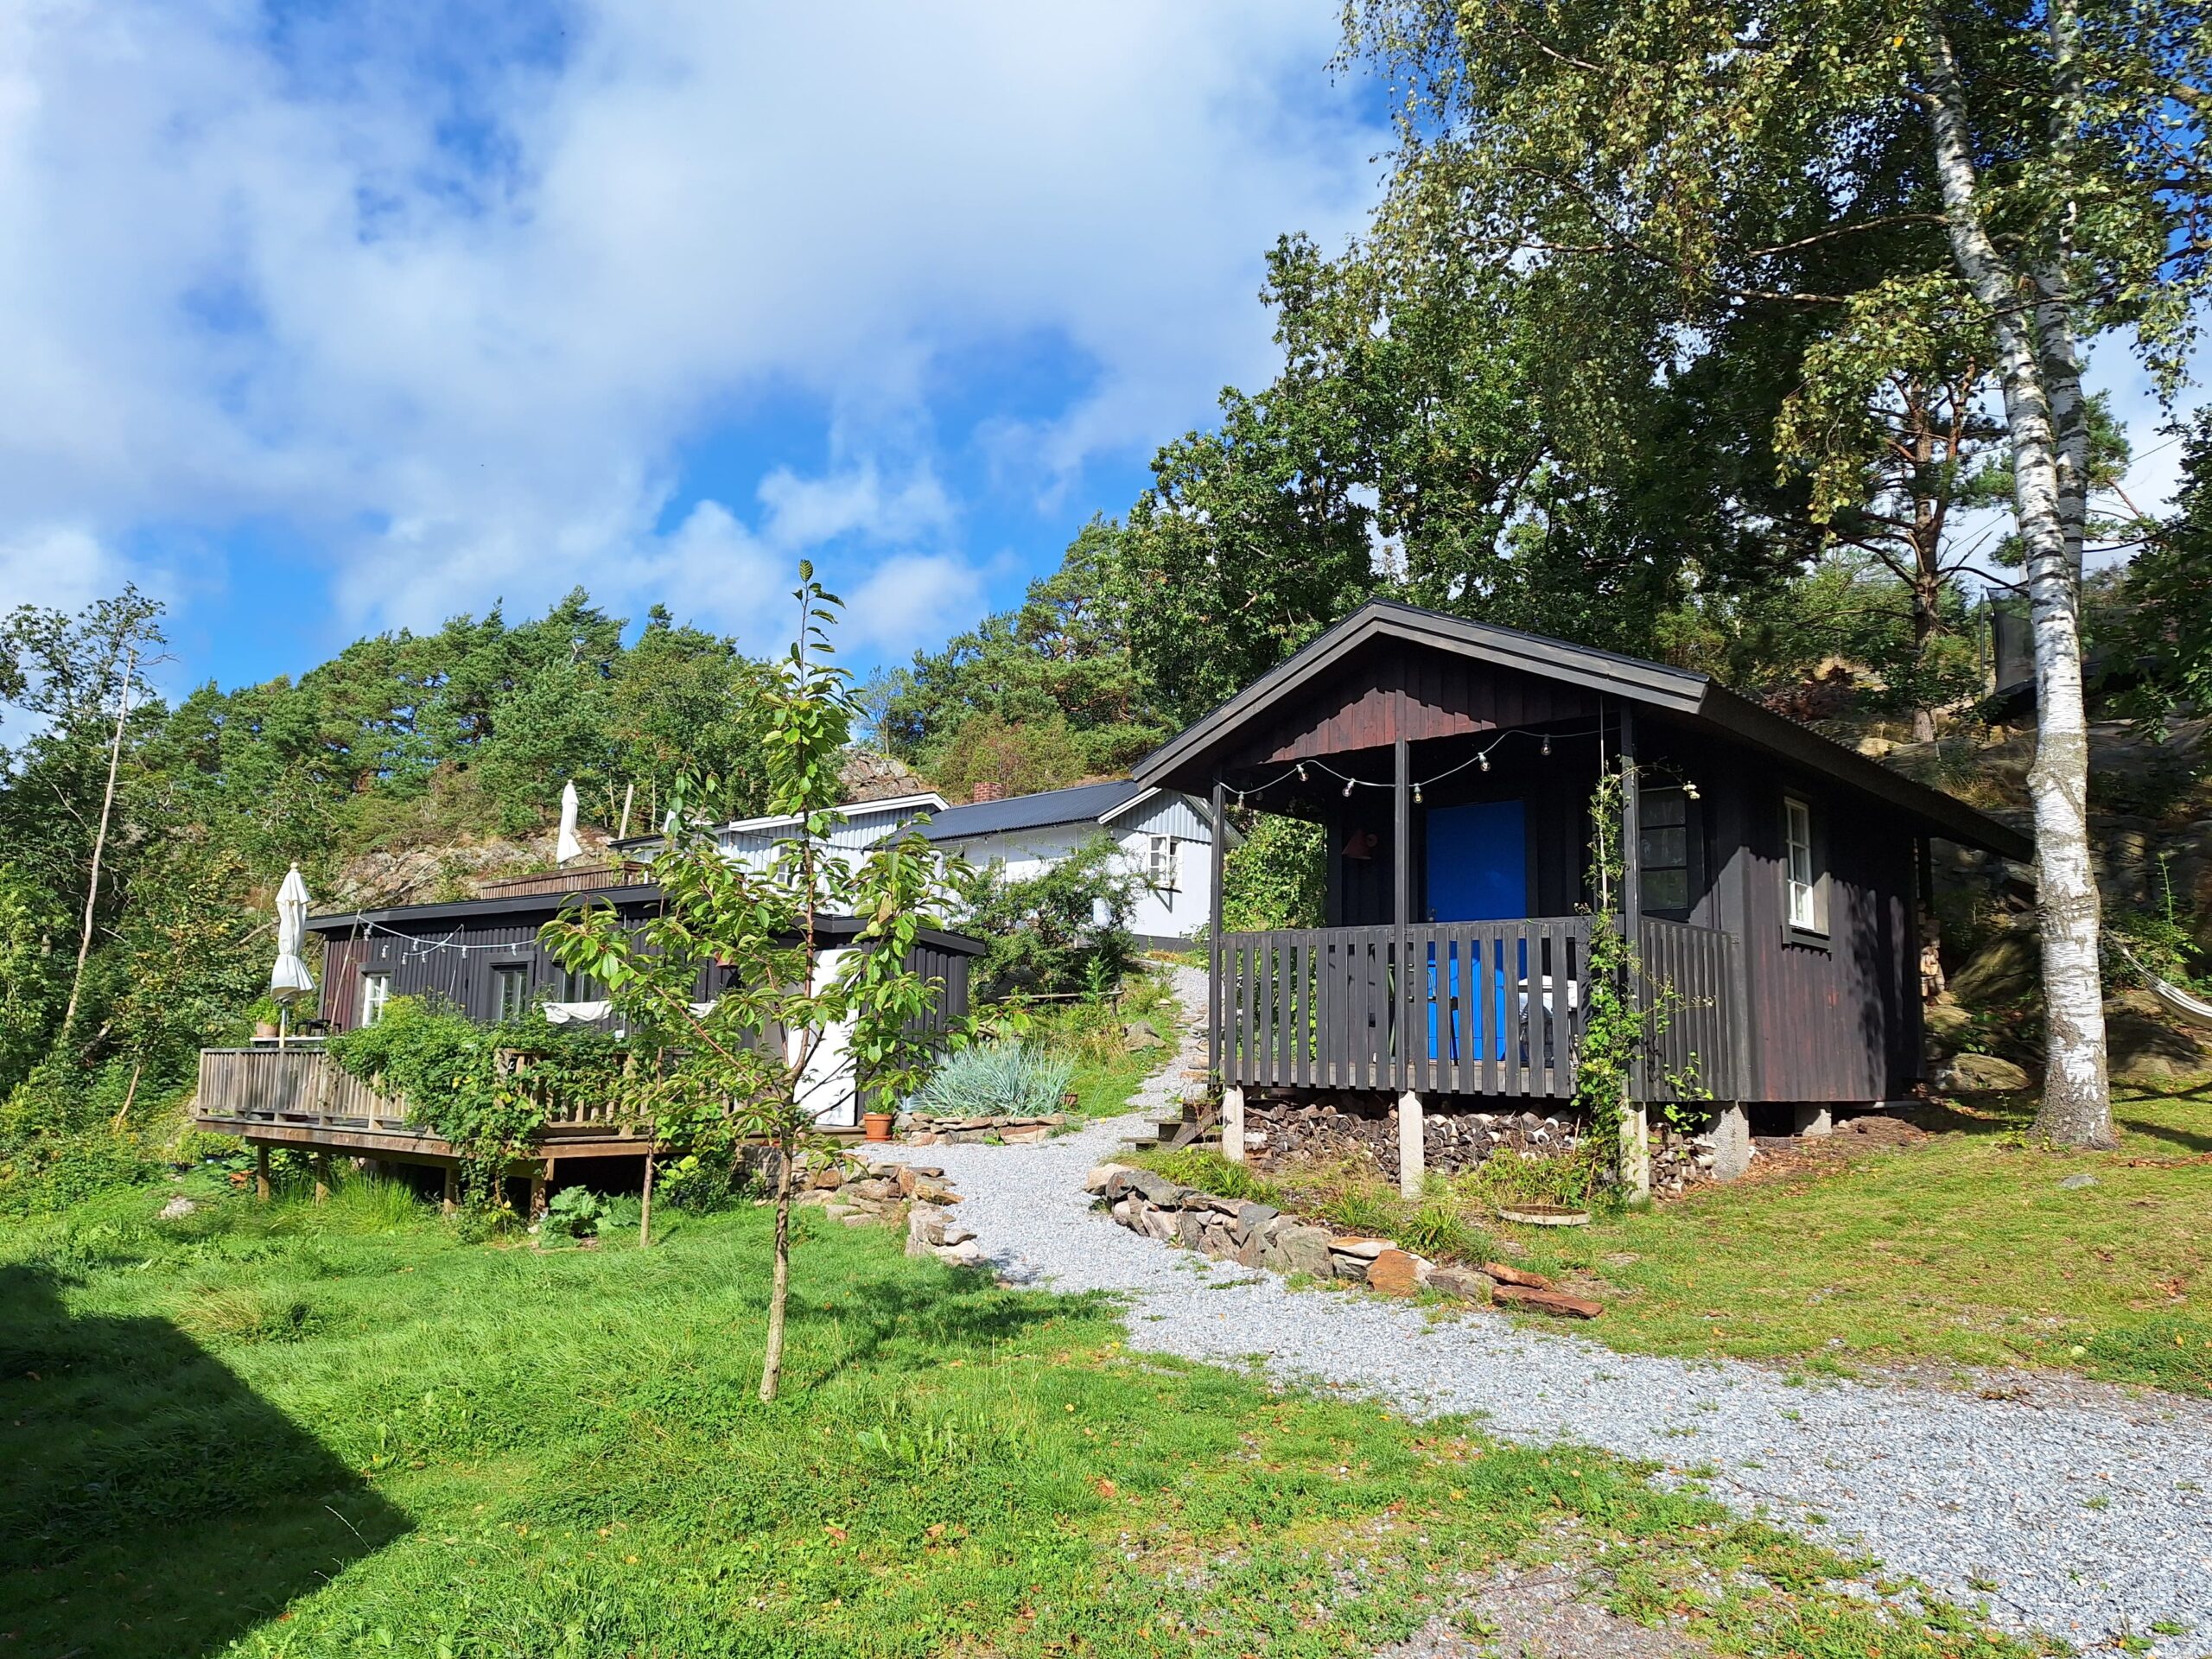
[1220,1086,1246,1165]
[1619,1100,1651,1201]
[1794,1103,1834,1137]
[1711,1103,1753,1182]
[441,1166,458,1216]
[254,1145,271,1202]
[1396,1090,1424,1201]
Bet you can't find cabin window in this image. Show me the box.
[1147,834,1179,890]
[563,965,601,1002]
[493,963,531,1021]
[1638,786,1694,918]
[358,971,391,1027]
[1783,796,1827,937]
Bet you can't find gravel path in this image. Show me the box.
[885,967,2212,1652]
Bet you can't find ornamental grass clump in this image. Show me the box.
[908,1041,1072,1121]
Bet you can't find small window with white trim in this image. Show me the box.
[1146,834,1179,891]
[358,971,391,1027]
[1783,796,1825,937]
[493,963,531,1021]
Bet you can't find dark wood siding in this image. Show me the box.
[1230,645,1600,770]
[1726,769,1922,1103]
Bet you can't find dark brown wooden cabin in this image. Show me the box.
[193,867,982,1194]
[1132,601,2030,1168]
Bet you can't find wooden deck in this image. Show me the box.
[1216,917,1738,1103]
[193,1045,653,1165]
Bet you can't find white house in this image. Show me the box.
[912,779,1220,946]
[621,776,1222,946]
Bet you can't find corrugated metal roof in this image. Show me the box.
[915,779,1147,842]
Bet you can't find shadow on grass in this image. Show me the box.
[799,1263,1125,1390]
[0,1264,409,1658]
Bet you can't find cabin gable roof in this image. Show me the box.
[1133,599,2030,861]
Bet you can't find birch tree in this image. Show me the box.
[1344,0,2209,1147]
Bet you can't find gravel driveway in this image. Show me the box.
[884,967,2212,1651]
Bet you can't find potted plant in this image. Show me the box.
[861,1107,896,1141]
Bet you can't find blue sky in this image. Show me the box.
[0,1,1386,695]
[0,2,2194,705]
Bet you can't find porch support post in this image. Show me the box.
[1617,704,1650,1198]
[530,1160,550,1221]
[1392,734,1411,1093]
[442,1164,458,1216]
[1221,1085,1245,1164]
[1209,780,1225,1090]
[1396,1090,1425,1200]
[254,1144,271,1203]
[313,1151,330,1205]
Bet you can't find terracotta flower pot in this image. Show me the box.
[861,1110,896,1142]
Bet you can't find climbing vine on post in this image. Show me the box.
[1575,766,1636,1184]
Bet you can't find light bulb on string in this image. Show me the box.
[1234,791,1246,810]
[1541,734,1551,757]
[1478,751,1491,772]
[1413,784,1423,804]
[1683,780,1700,800]
[1295,763,1307,783]
[1342,777,1357,798]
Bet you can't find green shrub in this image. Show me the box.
[958,835,1139,1000]
[908,1042,1073,1120]
[542,1185,604,1239]
[0,1132,163,1217]
[1135,1146,1283,1206]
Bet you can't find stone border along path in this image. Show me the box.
[880,965,2212,1652]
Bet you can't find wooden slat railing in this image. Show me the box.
[1218,919,1593,1100]
[1636,918,1741,1102]
[196,1046,645,1135]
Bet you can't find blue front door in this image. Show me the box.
[1424,800,1528,1064]
[1425,800,1527,922]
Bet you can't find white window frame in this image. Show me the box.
[1146,833,1179,891]
[1783,796,1825,938]
[358,970,391,1027]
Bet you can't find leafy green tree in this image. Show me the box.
[956,836,1141,1001]
[871,519,1173,772]
[543,566,970,1402]
[1221,814,1326,934]
[1343,0,2209,1147]
[2116,412,2212,732]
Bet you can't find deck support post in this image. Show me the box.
[1793,1104,1834,1138]
[254,1144,271,1202]
[1713,1103,1752,1181]
[441,1165,458,1216]
[1220,1085,1245,1164]
[530,1160,550,1221]
[313,1151,330,1205]
[1209,780,1226,1090]
[1396,1090,1425,1200]
[1619,1102,1650,1200]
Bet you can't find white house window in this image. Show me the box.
[1146,834,1179,890]
[358,971,391,1027]
[1783,796,1823,935]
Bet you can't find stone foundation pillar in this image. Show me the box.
[1794,1103,1834,1138]
[1713,1103,1753,1182]
[1221,1086,1246,1165]
[1397,1090,1425,1200]
[1619,1100,1650,1200]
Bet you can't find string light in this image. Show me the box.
[1478,752,1490,772]
[1541,734,1551,757]
[1295,764,1307,783]
[1342,777,1357,797]
[1223,720,1598,804]
[1412,783,1423,804]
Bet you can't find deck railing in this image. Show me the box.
[1217,916,1739,1103]
[194,1046,643,1136]
[1217,918,1593,1099]
[1636,917,1742,1102]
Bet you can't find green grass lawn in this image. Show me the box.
[1503,1087,2211,1395]
[1141,1086,2211,1396]
[1,1172,2035,1659]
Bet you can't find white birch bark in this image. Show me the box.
[1919,24,2112,1146]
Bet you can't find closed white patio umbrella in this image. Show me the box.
[556,780,583,866]
[270,862,315,1046]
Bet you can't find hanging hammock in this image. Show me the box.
[2116,943,2212,1032]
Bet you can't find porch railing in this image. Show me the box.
[1217,915,1739,1103]
[1217,919,1593,1099]
[194,1046,642,1137]
[1636,917,1742,1102]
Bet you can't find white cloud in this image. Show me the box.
[0,524,147,619]
[0,0,1380,654]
